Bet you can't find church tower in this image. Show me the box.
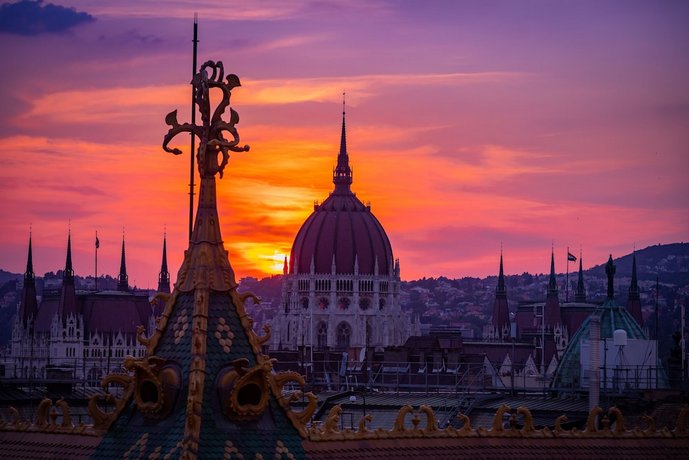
[117,234,129,291]
[157,232,170,294]
[490,253,510,341]
[544,250,561,327]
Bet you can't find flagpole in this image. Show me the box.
[188,14,198,241]
[95,230,99,291]
[566,246,569,302]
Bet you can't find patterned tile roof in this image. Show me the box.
[88,62,311,459]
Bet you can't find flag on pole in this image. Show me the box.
[95,235,100,249]
[567,252,577,262]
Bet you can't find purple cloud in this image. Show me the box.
[0,0,94,35]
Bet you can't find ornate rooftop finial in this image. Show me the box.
[333,91,352,193]
[605,254,616,300]
[163,60,251,292]
[163,60,249,180]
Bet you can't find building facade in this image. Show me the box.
[3,232,169,386]
[271,111,417,356]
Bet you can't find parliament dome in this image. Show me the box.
[289,112,393,276]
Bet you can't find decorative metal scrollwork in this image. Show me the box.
[163,60,249,179]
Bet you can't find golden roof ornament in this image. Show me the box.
[162,60,250,293]
[163,60,249,179]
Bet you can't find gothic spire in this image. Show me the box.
[574,255,587,302]
[496,252,506,298]
[333,92,352,193]
[547,249,558,296]
[25,231,34,281]
[59,229,77,323]
[491,252,509,341]
[157,231,170,293]
[544,249,561,327]
[19,232,38,328]
[629,252,640,300]
[64,229,74,282]
[117,233,129,291]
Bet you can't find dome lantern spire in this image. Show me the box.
[333,91,352,193]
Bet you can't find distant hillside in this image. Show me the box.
[0,269,21,286]
[587,243,689,285]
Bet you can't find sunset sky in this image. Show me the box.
[1,0,687,287]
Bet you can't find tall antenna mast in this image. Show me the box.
[189,13,199,241]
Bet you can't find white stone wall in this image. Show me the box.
[270,265,415,352]
[4,312,149,385]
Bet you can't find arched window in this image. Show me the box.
[317,322,328,349]
[360,297,371,310]
[301,297,309,309]
[379,298,386,310]
[336,322,351,349]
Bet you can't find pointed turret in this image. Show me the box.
[544,250,561,327]
[19,233,38,328]
[491,253,509,341]
[64,230,74,282]
[574,256,587,302]
[117,235,129,291]
[333,96,352,193]
[157,233,170,293]
[58,230,77,324]
[547,251,558,296]
[627,252,643,325]
[93,63,308,459]
[283,256,288,276]
[496,253,506,296]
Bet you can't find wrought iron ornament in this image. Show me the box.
[163,61,250,178]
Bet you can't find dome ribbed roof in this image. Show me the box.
[289,111,393,276]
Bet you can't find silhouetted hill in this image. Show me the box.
[0,269,21,285]
[587,243,689,285]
